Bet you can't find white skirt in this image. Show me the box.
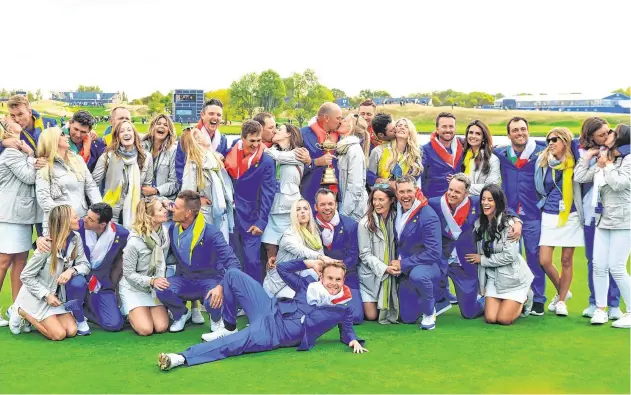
[0,222,33,254]
[261,213,291,245]
[539,212,585,247]
[485,279,530,303]
[119,285,162,316]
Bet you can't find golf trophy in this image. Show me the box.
[316,134,338,190]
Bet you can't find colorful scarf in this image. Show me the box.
[440,194,471,240]
[299,226,323,251]
[177,212,206,263]
[463,149,477,176]
[143,225,168,277]
[306,281,352,307]
[377,214,399,324]
[66,126,91,164]
[224,139,264,180]
[507,138,536,169]
[309,119,339,144]
[378,144,410,180]
[430,132,463,169]
[316,211,340,249]
[21,111,46,152]
[535,154,575,227]
[103,149,141,228]
[395,191,429,238]
[196,120,223,153]
[368,124,385,148]
[84,222,117,269]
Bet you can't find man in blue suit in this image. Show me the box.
[157,259,367,370]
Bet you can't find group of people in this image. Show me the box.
[0,94,628,372]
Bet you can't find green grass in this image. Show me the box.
[1,248,629,394]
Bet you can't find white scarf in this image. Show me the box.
[85,222,117,270]
[509,138,537,163]
[580,146,607,225]
[440,195,469,240]
[306,281,351,307]
[395,199,421,239]
[316,211,340,247]
[201,125,222,153]
[202,152,229,214]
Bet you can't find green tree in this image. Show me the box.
[130,99,143,105]
[205,89,238,121]
[283,77,294,100]
[331,88,347,99]
[287,69,333,126]
[359,89,374,99]
[432,95,441,106]
[77,85,102,92]
[256,70,285,112]
[613,87,631,96]
[230,72,259,119]
[35,89,42,101]
[372,90,391,97]
[495,93,505,99]
[27,91,35,102]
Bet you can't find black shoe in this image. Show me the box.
[530,302,545,316]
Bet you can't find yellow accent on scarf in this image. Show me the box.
[103,185,122,207]
[300,226,322,251]
[22,115,45,149]
[378,217,390,309]
[553,155,575,227]
[178,212,206,262]
[378,146,410,179]
[103,133,113,146]
[463,149,477,176]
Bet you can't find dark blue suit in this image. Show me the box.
[65,219,128,331]
[316,214,363,324]
[421,140,464,198]
[396,203,443,322]
[300,126,339,208]
[180,260,362,366]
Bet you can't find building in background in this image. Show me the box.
[52,91,119,106]
[172,89,204,123]
[492,92,630,114]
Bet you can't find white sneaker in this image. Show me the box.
[191,307,205,324]
[158,353,185,371]
[582,304,597,318]
[611,313,631,329]
[548,291,572,312]
[555,301,568,316]
[8,307,23,335]
[22,323,32,333]
[420,311,436,330]
[77,320,91,336]
[210,319,225,332]
[237,308,246,317]
[521,290,534,317]
[608,307,622,320]
[590,308,609,325]
[201,326,237,342]
[0,307,8,327]
[169,309,191,332]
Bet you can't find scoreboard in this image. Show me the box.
[172,89,204,123]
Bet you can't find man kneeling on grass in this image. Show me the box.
[158,259,368,371]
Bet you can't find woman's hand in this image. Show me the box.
[46,294,62,307]
[152,277,170,291]
[142,186,158,196]
[56,268,75,285]
[465,253,481,264]
[267,256,277,270]
[385,266,401,276]
[597,152,608,168]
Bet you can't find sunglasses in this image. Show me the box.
[546,136,561,144]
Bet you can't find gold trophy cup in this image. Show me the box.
[316,136,338,186]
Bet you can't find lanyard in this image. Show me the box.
[551,169,563,194]
[152,149,163,187]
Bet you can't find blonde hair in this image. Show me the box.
[539,127,574,168]
[104,121,146,169]
[388,118,423,176]
[48,205,77,275]
[132,198,161,237]
[0,121,21,140]
[7,95,30,109]
[346,115,370,165]
[289,199,320,245]
[144,114,176,151]
[37,127,85,181]
[180,128,206,191]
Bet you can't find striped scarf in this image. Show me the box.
[102,149,141,227]
[378,214,399,324]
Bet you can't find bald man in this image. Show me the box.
[300,102,343,208]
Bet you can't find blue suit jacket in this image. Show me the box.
[395,204,442,274]
[0,110,57,154]
[494,140,546,221]
[77,219,129,290]
[316,214,360,289]
[421,139,465,198]
[276,259,361,351]
[300,126,339,207]
[169,222,241,280]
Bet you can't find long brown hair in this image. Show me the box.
[579,117,608,149]
[365,185,397,233]
[179,128,206,191]
[104,121,146,169]
[278,123,303,150]
[462,120,494,175]
[48,205,78,274]
[144,114,176,151]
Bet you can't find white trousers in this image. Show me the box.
[593,228,631,312]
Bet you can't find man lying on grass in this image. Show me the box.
[158,259,368,370]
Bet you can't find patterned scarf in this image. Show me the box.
[102,148,141,227]
[84,222,117,269]
[440,194,471,240]
[377,214,399,324]
[195,120,222,153]
[430,132,463,169]
[368,124,385,148]
[378,144,410,180]
[66,126,91,164]
[299,226,323,251]
[224,139,264,180]
[316,212,340,249]
[143,225,168,277]
[306,281,352,307]
[507,138,536,169]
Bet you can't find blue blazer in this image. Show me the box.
[421,139,465,198]
[395,204,442,274]
[169,222,241,280]
[77,219,129,290]
[300,126,339,207]
[316,214,360,289]
[0,110,57,154]
[276,259,362,351]
[494,140,546,221]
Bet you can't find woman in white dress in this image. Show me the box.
[119,197,170,336]
[10,205,90,340]
[534,127,584,316]
[336,115,370,221]
[93,120,153,228]
[0,121,38,325]
[461,120,501,195]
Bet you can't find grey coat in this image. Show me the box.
[265,148,304,215]
[16,232,90,321]
[142,140,178,200]
[0,148,38,224]
[36,155,102,235]
[337,137,368,221]
[475,217,534,296]
[92,150,153,224]
[574,154,630,229]
[357,214,389,301]
[120,227,169,294]
[467,153,501,196]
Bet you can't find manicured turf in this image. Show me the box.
[0,248,629,394]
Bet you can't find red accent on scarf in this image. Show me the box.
[445,193,471,227]
[331,285,353,305]
[515,158,528,169]
[263,141,273,149]
[310,121,339,144]
[196,120,217,141]
[407,190,429,224]
[316,213,334,249]
[368,124,384,148]
[224,142,264,180]
[430,132,463,169]
[78,137,91,163]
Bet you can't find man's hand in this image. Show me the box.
[446,174,454,183]
[304,259,324,276]
[201,196,212,207]
[585,147,601,160]
[89,130,98,140]
[46,294,62,307]
[36,236,52,253]
[267,256,277,270]
[142,186,158,196]
[153,277,170,291]
[508,221,522,243]
[385,266,401,276]
[205,285,224,309]
[295,147,311,165]
[35,158,47,169]
[314,153,335,167]
[349,340,368,354]
[247,225,263,236]
[389,259,401,270]
[56,268,75,285]
[465,253,481,264]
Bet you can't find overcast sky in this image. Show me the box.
[4,0,629,99]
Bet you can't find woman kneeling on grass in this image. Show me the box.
[119,197,170,336]
[9,205,90,340]
[465,184,534,325]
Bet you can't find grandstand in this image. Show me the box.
[52,91,119,106]
[492,92,630,114]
